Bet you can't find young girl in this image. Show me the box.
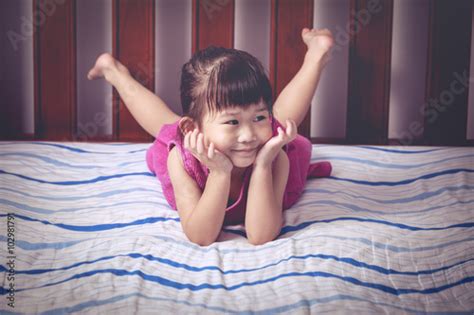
[88,28,334,246]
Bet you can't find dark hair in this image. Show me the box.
[180,46,273,128]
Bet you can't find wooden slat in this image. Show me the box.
[0,0,30,139]
[34,0,76,141]
[0,1,25,140]
[424,0,472,146]
[113,0,154,142]
[192,0,234,52]
[270,0,313,138]
[346,0,393,144]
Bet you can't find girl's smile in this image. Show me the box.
[230,147,258,162]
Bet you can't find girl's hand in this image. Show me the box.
[184,129,233,174]
[254,120,297,169]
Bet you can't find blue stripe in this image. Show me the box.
[279,217,474,235]
[4,269,472,296]
[9,213,472,233]
[0,169,153,185]
[329,168,474,186]
[250,294,474,315]
[0,187,164,200]
[305,185,474,205]
[0,198,168,214]
[294,234,474,254]
[0,152,105,169]
[1,213,179,232]
[38,292,462,315]
[0,198,56,214]
[311,154,474,169]
[0,141,147,154]
[118,160,145,167]
[3,229,471,256]
[0,187,163,201]
[4,232,471,255]
[0,235,85,250]
[5,252,472,278]
[355,146,445,153]
[164,232,474,254]
[295,198,474,216]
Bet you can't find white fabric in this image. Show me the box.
[0,142,473,314]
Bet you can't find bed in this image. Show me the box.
[1,141,473,314]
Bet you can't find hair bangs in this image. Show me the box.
[205,56,272,115]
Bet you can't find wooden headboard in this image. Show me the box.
[1,0,473,146]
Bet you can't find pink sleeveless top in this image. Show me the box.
[146,117,332,225]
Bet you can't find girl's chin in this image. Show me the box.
[231,157,255,168]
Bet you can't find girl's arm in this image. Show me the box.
[168,147,231,246]
[168,129,234,246]
[245,120,297,245]
[272,28,334,128]
[245,150,289,245]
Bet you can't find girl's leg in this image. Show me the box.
[272,28,334,128]
[88,53,180,137]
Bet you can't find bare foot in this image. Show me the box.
[87,53,129,82]
[302,28,334,62]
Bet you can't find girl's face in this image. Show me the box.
[200,102,273,168]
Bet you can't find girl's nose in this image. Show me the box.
[238,125,257,143]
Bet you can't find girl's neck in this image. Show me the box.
[231,166,250,179]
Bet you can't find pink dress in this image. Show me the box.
[146,117,332,225]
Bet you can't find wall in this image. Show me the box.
[1,0,473,142]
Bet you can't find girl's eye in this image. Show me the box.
[255,115,267,122]
[225,120,239,125]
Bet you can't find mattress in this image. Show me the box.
[1,141,473,314]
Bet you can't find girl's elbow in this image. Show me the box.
[184,229,217,246]
[247,233,277,246]
[248,238,269,246]
[191,238,215,247]
[181,220,214,246]
[247,221,282,245]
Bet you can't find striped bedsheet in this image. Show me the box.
[0,141,473,314]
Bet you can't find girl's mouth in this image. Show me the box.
[232,147,257,156]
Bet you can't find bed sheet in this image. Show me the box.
[0,141,473,314]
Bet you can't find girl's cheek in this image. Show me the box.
[263,127,273,142]
[203,134,221,149]
[203,135,210,148]
[267,130,273,141]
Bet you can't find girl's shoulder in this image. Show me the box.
[154,120,181,145]
[161,128,209,190]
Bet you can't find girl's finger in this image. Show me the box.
[184,131,190,149]
[197,133,204,154]
[278,127,284,137]
[190,129,198,148]
[287,120,296,138]
[208,142,214,159]
[284,120,290,136]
